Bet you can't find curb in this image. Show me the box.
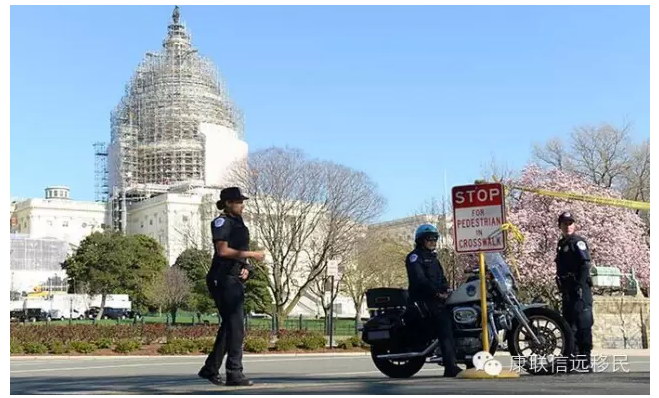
[11,349,648,361]
[11,351,372,360]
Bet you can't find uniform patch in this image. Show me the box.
[214,218,225,228]
[577,241,587,251]
[409,254,418,262]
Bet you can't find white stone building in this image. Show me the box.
[10,186,107,250]
[368,213,453,248]
[9,187,108,294]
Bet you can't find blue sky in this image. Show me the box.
[10,5,649,222]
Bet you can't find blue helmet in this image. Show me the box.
[415,224,439,242]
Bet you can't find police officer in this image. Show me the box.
[555,211,593,373]
[405,224,462,377]
[198,187,265,386]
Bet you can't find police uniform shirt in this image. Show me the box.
[209,213,252,278]
[405,249,449,301]
[556,234,592,288]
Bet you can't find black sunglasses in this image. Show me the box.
[425,237,438,242]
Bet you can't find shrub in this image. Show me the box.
[48,341,70,354]
[274,335,300,351]
[168,325,218,340]
[140,324,168,344]
[337,335,364,349]
[114,339,142,354]
[157,339,196,355]
[10,340,23,354]
[195,338,215,354]
[92,337,114,349]
[22,342,48,354]
[300,332,326,350]
[244,336,269,353]
[246,329,270,339]
[70,341,96,354]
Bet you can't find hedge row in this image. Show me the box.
[10,324,214,345]
[10,324,368,355]
[11,338,145,354]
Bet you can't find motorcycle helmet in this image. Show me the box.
[414,224,440,245]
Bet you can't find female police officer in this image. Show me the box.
[198,187,265,386]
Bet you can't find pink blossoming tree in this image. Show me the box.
[504,165,650,302]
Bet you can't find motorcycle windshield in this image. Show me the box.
[485,252,514,293]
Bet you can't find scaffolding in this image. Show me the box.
[10,235,69,272]
[108,6,243,231]
[94,142,109,202]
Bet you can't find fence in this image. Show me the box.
[12,311,362,337]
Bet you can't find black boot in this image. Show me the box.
[444,365,463,377]
[226,373,254,386]
[198,367,223,386]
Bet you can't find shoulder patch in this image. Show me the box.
[409,254,418,262]
[214,218,226,228]
[576,241,587,251]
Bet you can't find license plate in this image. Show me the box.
[368,330,390,340]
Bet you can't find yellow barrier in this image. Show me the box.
[508,185,650,211]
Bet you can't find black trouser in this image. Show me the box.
[204,275,245,378]
[424,299,458,368]
[561,286,593,364]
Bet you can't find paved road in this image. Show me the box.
[11,353,650,394]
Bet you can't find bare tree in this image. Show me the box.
[621,139,650,234]
[481,153,518,184]
[622,139,650,202]
[569,123,632,188]
[532,138,571,170]
[228,147,385,326]
[534,122,632,189]
[341,232,409,325]
[307,267,343,323]
[146,266,191,325]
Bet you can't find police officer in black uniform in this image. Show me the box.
[555,211,593,373]
[405,224,462,377]
[198,187,265,386]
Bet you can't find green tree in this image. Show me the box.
[62,231,167,318]
[245,242,273,315]
[121,234,170,311]
[174,248,215,317]
[144,266,191,325]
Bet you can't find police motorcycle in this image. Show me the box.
[361,252,574,377]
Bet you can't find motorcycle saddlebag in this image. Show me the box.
[362,313,400,345]
[366,288,408,309]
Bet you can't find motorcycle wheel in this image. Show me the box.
[507,307,574,375]
[370,345,426,378]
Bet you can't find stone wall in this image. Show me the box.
[592,296,650,349]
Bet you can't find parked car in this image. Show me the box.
[100,307,130,320]
[84,307,100,319]
[10,310,24,322]
[11,308,51,322]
